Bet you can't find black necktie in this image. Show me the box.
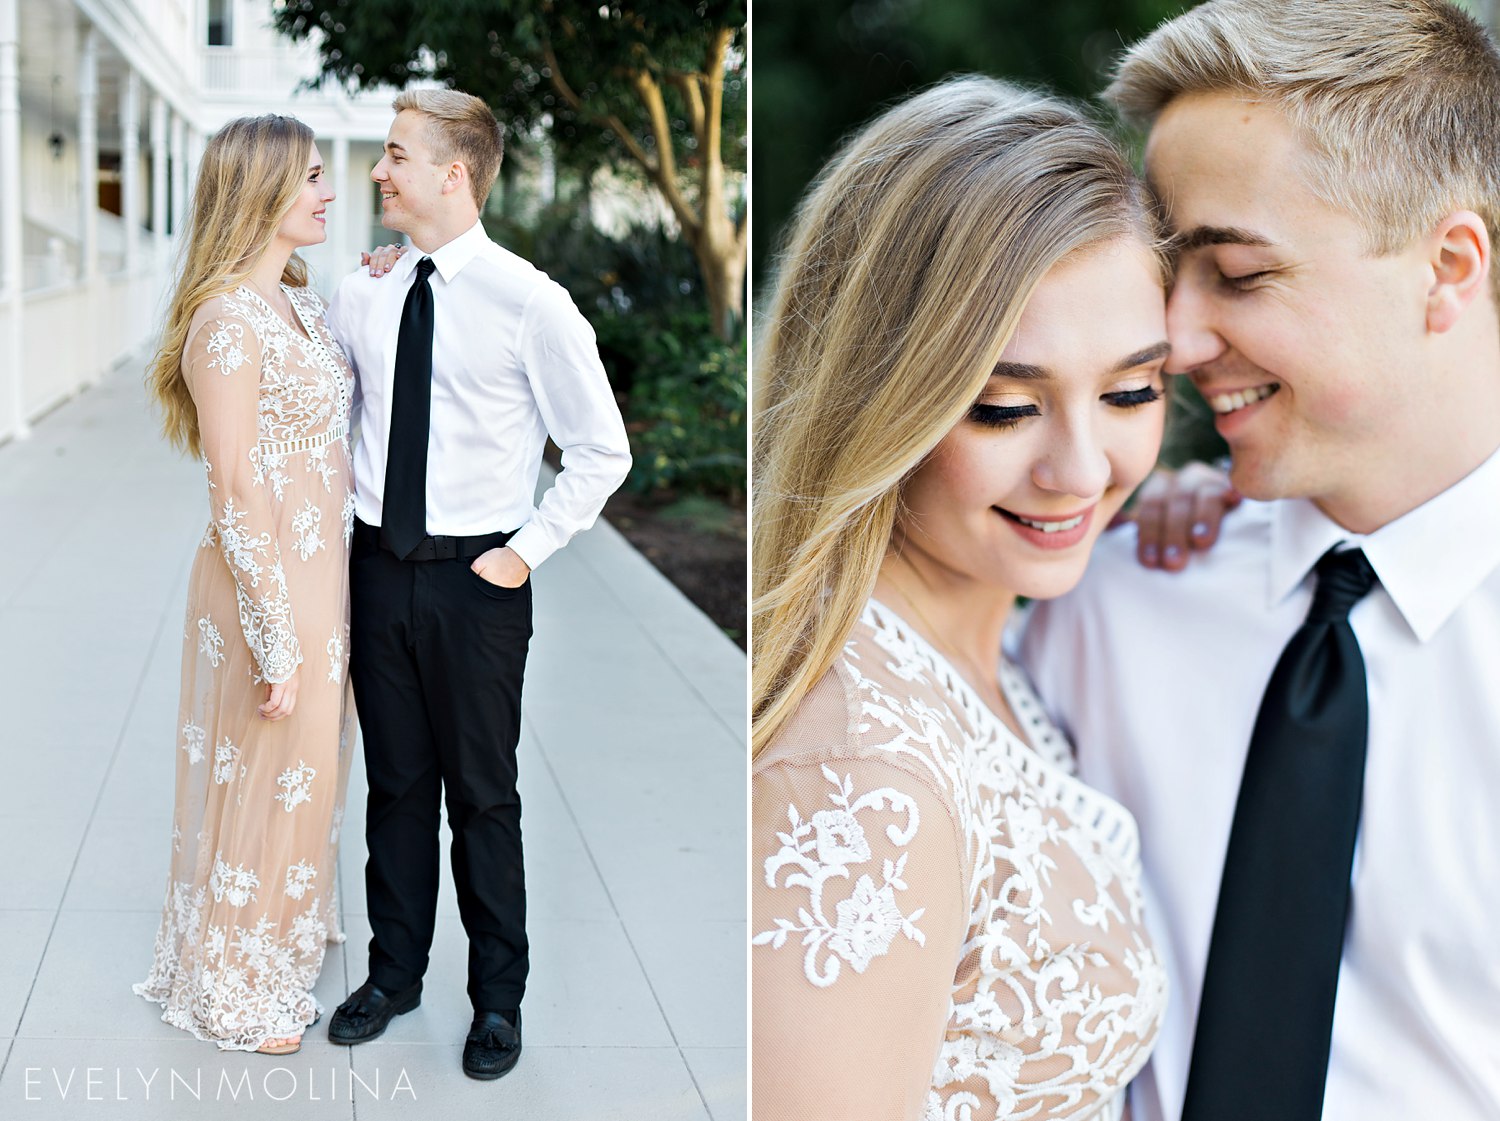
[380,256,436,559]
[1182,546,1378,1121]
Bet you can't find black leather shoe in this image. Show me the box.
[327,979,422,1044]
[463,1009,522,1080]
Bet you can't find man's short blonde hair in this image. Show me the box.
[1107,0,1500,279]
[392,89,504,210]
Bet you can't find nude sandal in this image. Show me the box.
[255,1013,317,1056]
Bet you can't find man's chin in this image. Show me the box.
[1226,459,1291,504]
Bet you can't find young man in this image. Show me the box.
[323,90,631,1079]
[1021,2,1500,1119]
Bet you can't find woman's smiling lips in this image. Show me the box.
[994,504,1097,550]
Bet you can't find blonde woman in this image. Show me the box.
[751,78,1171,1119]
[135,114,356,1055]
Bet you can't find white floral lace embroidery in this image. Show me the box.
[209,854,260,907]
[326,629,343,684]
[212,737,240,785]
[180,721,206,765]
[309,445,337,492]
[754,601,1166,1121]
[205,320,249,374]
[136,286,355,1054]
[755,765,925,986]
[274,761,316,813]
[291,500,325,561]
[192,288,354,686]
[134,884,335,1052]
[197,618,225,668]
[284,861,317,900]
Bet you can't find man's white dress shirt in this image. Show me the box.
[1020,447,1500,1121]
[325,220,631,569]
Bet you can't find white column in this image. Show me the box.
[121,69,140,275]
[186,126,204,196]
[170,112,187,239]
[332,134,349,280]
[77,26,98,282]
[0,0,25,439]
[150,94,167,267]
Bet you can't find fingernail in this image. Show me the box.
[1164,546,1182,562]
[1192,522,1210,539]
[1142,545,1158,563]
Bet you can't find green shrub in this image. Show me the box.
[624,314,746,498]
[487,207,747,499]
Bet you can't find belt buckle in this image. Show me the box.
[429,535,458,560]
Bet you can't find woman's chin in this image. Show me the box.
[1008,557,1096,604]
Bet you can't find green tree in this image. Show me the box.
[273,0,747,340]
[753,0,1186,285]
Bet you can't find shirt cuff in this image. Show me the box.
[506,524,556,572]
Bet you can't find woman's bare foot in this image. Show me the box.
[256,1033,302,1055]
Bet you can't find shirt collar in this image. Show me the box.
[397,220,489,284]
[1269,444,1500,642]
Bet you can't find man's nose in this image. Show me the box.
[1164,278,1227,374]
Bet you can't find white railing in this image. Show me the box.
[0,264,168,444]
[199,46,328,98]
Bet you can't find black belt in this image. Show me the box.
[354,518,514,561]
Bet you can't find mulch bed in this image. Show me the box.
[601,488,747,650]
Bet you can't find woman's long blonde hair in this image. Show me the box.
[752,76,1158,759]
[146,114,315,459]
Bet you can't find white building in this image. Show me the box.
[0,0,403,446]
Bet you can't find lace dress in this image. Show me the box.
[752,601,1167,1121]
[134,283,358,1050]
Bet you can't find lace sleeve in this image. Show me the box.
[752,755,967,1121]
[184,310,303,684]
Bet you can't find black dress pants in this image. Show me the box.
[349,526,532,1011]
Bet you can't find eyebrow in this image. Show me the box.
[1166,225,1275,254]
[307,164,323,173]
[384,142,407,154]
[991,341,1171,382]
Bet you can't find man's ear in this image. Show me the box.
[441,161,470,199]
[1426,210,1491,334]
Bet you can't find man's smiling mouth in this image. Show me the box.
[1207,383,1279,415]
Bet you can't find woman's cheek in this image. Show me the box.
[1122,408,1167,492]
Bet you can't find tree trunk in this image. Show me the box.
[690,221,746,342]
[543,28,745,340]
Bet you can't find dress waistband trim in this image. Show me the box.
[258,420,347,458]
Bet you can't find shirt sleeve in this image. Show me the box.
[751,755,968,1121]
[1016,596,1085,745]
[325,272,365,442]
[506,283,632,570]
[324,272,362,376]
[184,310,302,684]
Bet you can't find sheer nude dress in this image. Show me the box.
[134,284,357,1050]
[753,601,1167,1120]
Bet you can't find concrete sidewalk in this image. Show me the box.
[0,360,747,1119]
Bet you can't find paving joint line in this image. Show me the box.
[0,541,184,1089]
